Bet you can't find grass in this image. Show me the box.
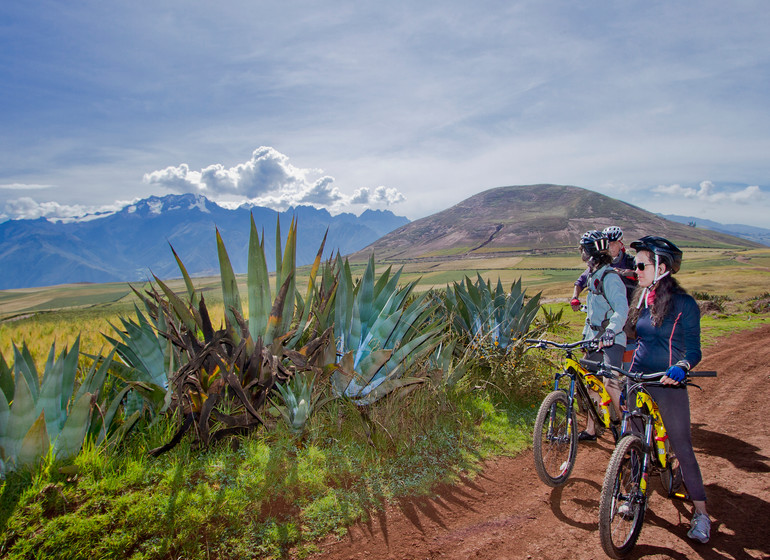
[0,383,541,560]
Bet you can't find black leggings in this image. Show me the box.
[634,385,707,502]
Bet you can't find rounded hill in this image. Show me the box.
[353,184,759,262]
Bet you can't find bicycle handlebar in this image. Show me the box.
[524,338,600,352]
[579,359,717,381]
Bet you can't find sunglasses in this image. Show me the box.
[635,262,651,271]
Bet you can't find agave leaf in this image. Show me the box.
[351,377,425,406]
[274,217,283,290]
[0,390,10,460]
[17,410,49,468]
[0,352,13,404]
[94,383,136,445]
[78,348,117,399]
[247,214,271,342]
[278,217,298,335]
[170,243,200,307]
[7,370,37,460]
[13,343,40,402]
[216,228,243,341]
[264,272,294,346]
[153,275,198,334]
[61,336,80,411]
[353,349,393,385]
[53,392,92,460]
[36,345,66,439]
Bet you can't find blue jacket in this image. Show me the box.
[630,292,702,374]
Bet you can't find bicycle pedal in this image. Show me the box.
[672,491,690,501]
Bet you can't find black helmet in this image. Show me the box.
[630,236,683,273]
[579,230,610,259]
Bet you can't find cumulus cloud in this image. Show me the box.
[143,146,406,212]
[652,181,763,203]
[351,186,406,205]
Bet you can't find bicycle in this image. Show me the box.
[525,338,620,487]
[595,365,717,559]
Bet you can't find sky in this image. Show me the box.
[1,0,769,227]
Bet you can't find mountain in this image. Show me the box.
[658,214,770,247]
[352,184,760,262]
[0,194,409,289]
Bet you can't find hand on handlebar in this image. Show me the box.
[598,328,615,349]
[662,364,687,385]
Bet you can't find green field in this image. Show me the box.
[2,245,769,363]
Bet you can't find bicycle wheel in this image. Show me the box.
[533,390,577,486]
[598,435,647,559]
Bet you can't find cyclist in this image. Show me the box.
[577,230,629,441]
[570,225,637,310]
[625,235,711,544]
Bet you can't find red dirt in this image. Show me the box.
[308,324,770,560]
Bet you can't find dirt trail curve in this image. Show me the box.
[308,324,770,560]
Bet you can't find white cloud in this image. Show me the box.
[652,181,763,203]
[352,186,406,205]
[143,146,405,213]
[0,183,55,191]
[2,197,134,221]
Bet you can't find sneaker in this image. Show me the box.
[687,512,711,544]
[578,430,597,441]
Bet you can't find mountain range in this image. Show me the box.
[352,184,760,262]
[657,214,770,246]
[0,194,409,290]
[1,185,763,290]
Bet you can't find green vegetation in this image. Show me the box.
[1,237,769,559]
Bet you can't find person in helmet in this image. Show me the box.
[626,236,711,544]
[571,225,636,309]
[577,230,629,441]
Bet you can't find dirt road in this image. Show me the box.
[310,324,770,560]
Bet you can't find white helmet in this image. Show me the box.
[603,226,623,242]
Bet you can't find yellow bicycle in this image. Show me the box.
[526,338,620,486]
[596,366,716,558]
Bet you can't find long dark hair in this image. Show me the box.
[626,251,688,332]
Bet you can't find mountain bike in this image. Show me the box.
[525,338,620,486]
[596,365,717,559]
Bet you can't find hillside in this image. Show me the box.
[353,184,759,262]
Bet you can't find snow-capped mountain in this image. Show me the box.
[0,194,409,289]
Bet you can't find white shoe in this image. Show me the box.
[687,512,711,544]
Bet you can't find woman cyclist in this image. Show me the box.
[626,235,711,544]
[577,230,629,441]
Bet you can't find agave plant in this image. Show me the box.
[445,274,541,356]
[0,339,131,475]
[135,215,335,454]
[102,302,177,417]
[331,254,444,405]
[270,372,331,435]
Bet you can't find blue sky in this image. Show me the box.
[1,0,769,227]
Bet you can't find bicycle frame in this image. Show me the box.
[537,340,616,432]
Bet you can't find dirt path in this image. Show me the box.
[309,324,770,560]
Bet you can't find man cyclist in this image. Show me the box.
[571,226,638,369]
[576,230,629,441]
[570,225,636,309]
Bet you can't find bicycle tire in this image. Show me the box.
[533,390,577,486]
[598,435,647,558]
